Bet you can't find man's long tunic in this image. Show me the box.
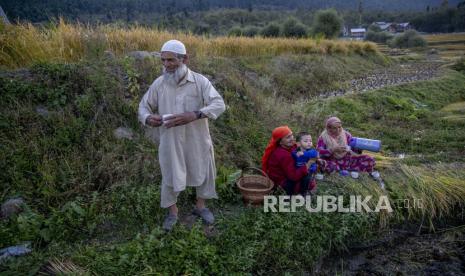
[138,69,225,200]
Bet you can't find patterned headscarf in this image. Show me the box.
[321,117,347,159]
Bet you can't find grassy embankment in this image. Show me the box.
[1,22,465,274]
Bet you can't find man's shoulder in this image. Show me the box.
[153,75,164,86]
[189,70,211,84]
[147,76,164,90]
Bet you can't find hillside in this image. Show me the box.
[1,23,465,274]
[1,0,461,22]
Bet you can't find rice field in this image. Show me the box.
[422,33,465,61]
[423,32,465,43]
[0,19,380,69]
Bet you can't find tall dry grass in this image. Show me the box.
[0,19,380,69]
[346,162,465,229]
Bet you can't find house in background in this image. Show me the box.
[372,22,412,33]
[373,22,396,33]
[350,27,366,39]
[396,22,411,32]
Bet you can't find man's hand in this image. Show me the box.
[146,115,163,127]
[164,112,197,128]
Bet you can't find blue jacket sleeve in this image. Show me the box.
[304,149,318,159]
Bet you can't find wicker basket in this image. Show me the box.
[236,168,274,206]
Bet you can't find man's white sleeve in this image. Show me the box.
[200,79,225,119]
[138,85,157,126]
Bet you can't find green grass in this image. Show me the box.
[1,52,465,274]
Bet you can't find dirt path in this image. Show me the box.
[319,61,444,98]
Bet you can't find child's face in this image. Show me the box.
[298,135,313,150]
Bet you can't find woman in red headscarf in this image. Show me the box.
[317,117,377,178]
[262,126,315,195]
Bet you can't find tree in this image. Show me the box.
[228,26,243,36]
[388,30,427,48]
[368,24,381,32]
[260,22,280,37]
[282,17,307,38]
[312,9,343,39]
[365,30,393,43]
[243,26,259,37]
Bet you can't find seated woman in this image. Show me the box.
[317,117,379,179]
[262,126,315,195]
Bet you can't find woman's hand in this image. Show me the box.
[332,146,348,155]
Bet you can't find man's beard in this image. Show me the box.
[163,64,188,86]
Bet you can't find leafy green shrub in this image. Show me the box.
[193,22,210,35]
[368,25,382,32]
[228,26,243,37]
[0,209,44,247]
[41,197,100,242]
[79,226,223,274]
[215,167,242,205]
[282,17,307,38]
[260,23,281,37]
[311,9,343,38]
[365,30,394,43]
[243,26,260,37]
[388,30,427,48]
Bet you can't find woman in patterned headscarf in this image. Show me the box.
[317,117,378,178]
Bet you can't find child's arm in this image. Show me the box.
[303,149,319,159]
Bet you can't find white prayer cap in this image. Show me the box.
[160,40,186,55]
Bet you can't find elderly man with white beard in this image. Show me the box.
[138,40,226,231]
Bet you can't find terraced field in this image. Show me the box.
[423,33,465,61]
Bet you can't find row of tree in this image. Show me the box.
[1,1,464,35]
[1,0,460,22]
[227,10,342,38]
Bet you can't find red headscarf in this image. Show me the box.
[261,126,292,173]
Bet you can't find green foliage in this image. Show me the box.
[242,26,260,37]
[368,24,382,32]
[77,226,223,274]
[1,47,465,274]
[411,7,465,33]
[282,17,307,38]
[388,30,428,48]
[306,71,465,154]
[260,22,281,37]
[365,30,394,43]
[193,22,211,35]
[311,9,343,39]
[228,26,243,37]
[215,167,242,204]
[0,195,100,247]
